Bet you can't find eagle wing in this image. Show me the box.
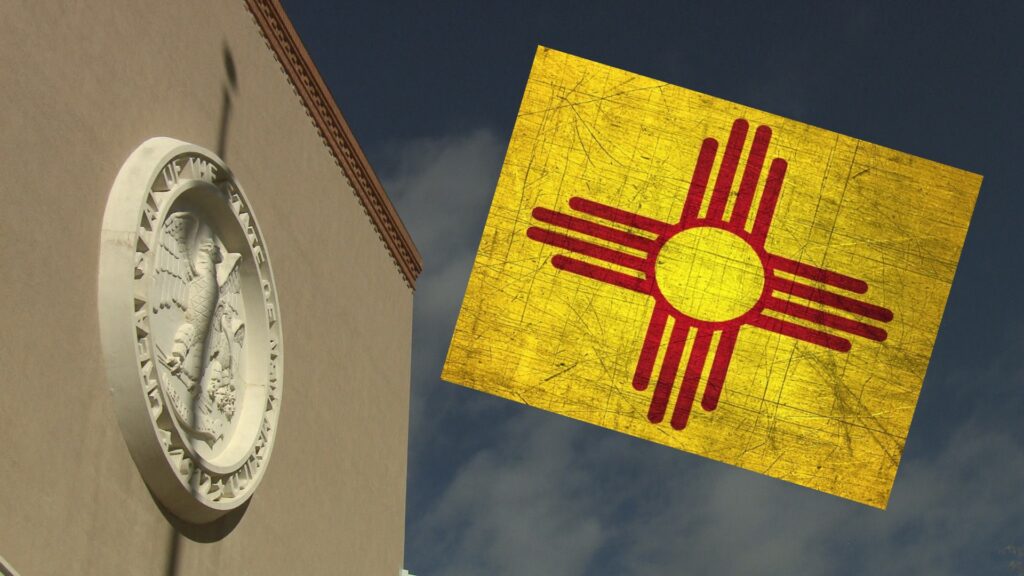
[153,212,197,312]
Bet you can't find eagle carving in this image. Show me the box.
[153,212,245,445]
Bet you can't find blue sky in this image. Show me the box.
[283,2,1023,573]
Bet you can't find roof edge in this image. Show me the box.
[244,0,423,289]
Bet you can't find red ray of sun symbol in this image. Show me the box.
[527,118,894,431]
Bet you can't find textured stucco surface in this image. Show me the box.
[0,2,412,574]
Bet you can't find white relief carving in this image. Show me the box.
[99,138,283,524]
[153,212,245,445]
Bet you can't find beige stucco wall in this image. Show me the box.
[0,2,413,574]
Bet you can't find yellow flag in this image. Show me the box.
[443,46,982,508]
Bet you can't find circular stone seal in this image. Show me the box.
[99,138,283,523]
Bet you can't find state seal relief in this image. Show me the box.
[155,212,244,444]
[99,138,283,523]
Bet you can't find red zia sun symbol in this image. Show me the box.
[527,118,894,431]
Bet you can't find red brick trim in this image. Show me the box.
[244,0,423,289]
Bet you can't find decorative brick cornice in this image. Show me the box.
[244,0,423,289]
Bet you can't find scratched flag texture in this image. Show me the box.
[442,47,982,508]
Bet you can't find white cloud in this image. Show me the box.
[406,399,1024,576]
[413,412,610,576]
[383,129,509,464]
[386,129,504,258]
[385,128,505,336]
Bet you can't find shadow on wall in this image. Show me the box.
[159,496,251,576]
[218,42,238,161]
[157,40,244,576]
